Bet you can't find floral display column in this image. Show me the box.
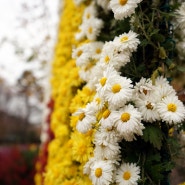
[36,0,185,185]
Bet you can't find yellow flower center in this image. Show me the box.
[123,171,131,180]
[95,97,101,104]
[112,84,121,93]
[100,77,107,86]
[103,109,111,119]
[119,0,128,6]
[96,48,101,54]
[104,55,110,63]
[79,113,85,121]
[121,112,130,122]
[88,27,93,34]
[167,103,177,112]
[121,36,129,42]
[95,168,102,178]
[77,50,82,57]
[146,102,153,110]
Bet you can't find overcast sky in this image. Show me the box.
[0,0,60,86]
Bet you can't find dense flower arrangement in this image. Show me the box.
[39,0,185,185]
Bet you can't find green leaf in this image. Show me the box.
[142,125,163,150]
[151,33,165,42]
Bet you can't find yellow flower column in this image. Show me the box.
[42,1,92,185]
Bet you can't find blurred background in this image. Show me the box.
[0,0,60,184]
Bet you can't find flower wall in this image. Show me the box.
[36,0,185,185]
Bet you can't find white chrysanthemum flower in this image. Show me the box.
[133,77,153,98]
[90,41,104,60]
[153,78,176,102]
[175,2,185,29]
[96,0,111,12]
[86,64,105,90]
[113,31,140,53]
[74,102,97,133]
[157,95,185,125]
[83,18,104,41]
[110,0,143,20]
[94,141,121,160]
[72,44,91,67]
[89,160,114,185]
[99,41,131,70]
[83,2,97,22]
[112,51,131,70]
[94,126,122,144]
[100,108,116,129]
[92,93,106,111]
[135,96,160,122]
[115,162,140,185]
[113,104,144,141]
[99,41,116,64]
[84,157,97,175]
[95,65,120,97]
[104,76,133,108]
[154,76,169,86]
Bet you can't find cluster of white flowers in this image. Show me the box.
[74,0,143,20]
[72,1,185,185]
[75,2,104,41]
[133,76,185,124]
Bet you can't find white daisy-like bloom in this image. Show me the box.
[96,0,111,12]
[72,44,91,67]
[135,95,160,123]
[89,41,104,61]
[94,140,121,160]
[86,64,105,90]
[112,50,131,70]
[89,159,114,185]
[83,2,97,22]
[157,95,185,125]
[99,41,131,70]
[153,77,176,102]
[83,18,104,41]
[115,162,140,185]
[113,31,140,53]
[110,0,143,20]
[113,104,144,141]
[104,76,133,109]
[84,157,97,175]
[154,84,176,102]
[94,126,122,145]
[92,93,106,111]
[99,41,116,65]
[95,65,120,97]
[154,76,169,86]
[133,77,153,99]
[100,108,116,129]
[73,102,97,133]
[175,2,185,29]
